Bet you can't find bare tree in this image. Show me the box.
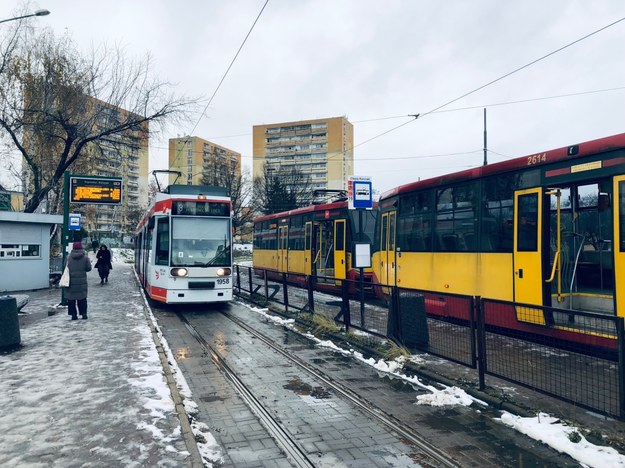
[202,164,254,240]
[0,25,199,213]
[253,163,313,215]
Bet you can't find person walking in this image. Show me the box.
[95,244,113,284]
[65,241,92,320]
[91,238,99,254]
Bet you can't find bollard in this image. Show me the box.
[0,296,21,351]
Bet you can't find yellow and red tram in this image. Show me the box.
[373,132,625,349]
[253,200,378,292]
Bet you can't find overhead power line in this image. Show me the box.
[351,86,625,123]
[169,0,270,172]
[350,16,625,151]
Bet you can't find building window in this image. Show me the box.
[0,244,41,259]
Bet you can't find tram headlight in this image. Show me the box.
[217,267,231,276]
[170,267,188,277]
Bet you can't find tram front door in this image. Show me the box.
[615,176,625,317]
[314,221,334,281]
[513,188,545,323]
[380,211,397,290]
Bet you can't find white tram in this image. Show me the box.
[135,185,233,304]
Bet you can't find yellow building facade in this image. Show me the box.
[168,136,241,187]
[252,116,354,194]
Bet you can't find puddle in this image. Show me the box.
[200,394,226,403]
[284,378,332,399]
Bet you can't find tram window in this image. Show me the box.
[381,216,388,251]
[397,192,432,252]
[550,187,571,211]
[517,193,538,252]
[289,216,304,250]
[155,217,169,265]
[577,184,598,209]
[435,183,477,252]
[620,182,625,252]
[336,221,345,251]
[481,175,516,252]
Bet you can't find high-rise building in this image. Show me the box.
[168,136,241,187]
[252,116,354,196]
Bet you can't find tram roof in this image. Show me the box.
[254,200,350,223]
[379,131,625,200]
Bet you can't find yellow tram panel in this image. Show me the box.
[252,249,276,272]
[394,252,513,300]
[287,250,306,274]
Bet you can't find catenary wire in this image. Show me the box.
[169,0,270,172]
[152,84,624,160]
[349,16,625,151]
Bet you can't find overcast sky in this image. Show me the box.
[1,0,624,194]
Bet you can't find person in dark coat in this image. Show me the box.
[95,244,113,284]
[91,239,99,254]
[65,241,92,320]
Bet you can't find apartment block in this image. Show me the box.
[168,136,241,186]
[252,116,354,195]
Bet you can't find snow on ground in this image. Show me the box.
[243,302,625,468]
[133,269,224,467]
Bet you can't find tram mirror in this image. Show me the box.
[598,192,610,212]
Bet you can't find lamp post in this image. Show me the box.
[0,9,50,25]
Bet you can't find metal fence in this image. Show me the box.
[234,266,625,420]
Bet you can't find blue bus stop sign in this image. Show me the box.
[68,213,81,231]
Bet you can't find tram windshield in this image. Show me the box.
[171,217,231,267]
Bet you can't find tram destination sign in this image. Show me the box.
[70,176,123,205]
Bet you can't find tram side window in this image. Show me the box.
[435,183,477,252]
[336,220,345,251]
[253,224,261,249]
[289,216,304,250]
[482,174,515,252]
[517,193,539,251]
[620,182,625,252]
[397,192,433,252]
[264,222,277,250]
[155,217,170,265]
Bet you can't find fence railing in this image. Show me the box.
[234,266,625,420]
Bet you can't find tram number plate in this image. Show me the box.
[217,278,230,285]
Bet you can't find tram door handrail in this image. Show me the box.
[569,233,587,308]
[545,189,563,303]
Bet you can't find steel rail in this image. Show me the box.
[177,313,316,468]
[221,310,460,468]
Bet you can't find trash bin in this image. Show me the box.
[387,290,429,348]
[0,296,21,351]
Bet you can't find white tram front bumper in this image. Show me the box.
[165,287,233,303]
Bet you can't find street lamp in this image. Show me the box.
[0,9,50,25]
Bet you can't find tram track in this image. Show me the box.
[219,310,459,468]
[177,312,316,468]
[178,307,459,467]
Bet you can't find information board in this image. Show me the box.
[70,177,122,204]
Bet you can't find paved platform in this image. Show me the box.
[0,260,203,467]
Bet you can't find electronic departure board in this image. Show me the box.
[70,177,123,204]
